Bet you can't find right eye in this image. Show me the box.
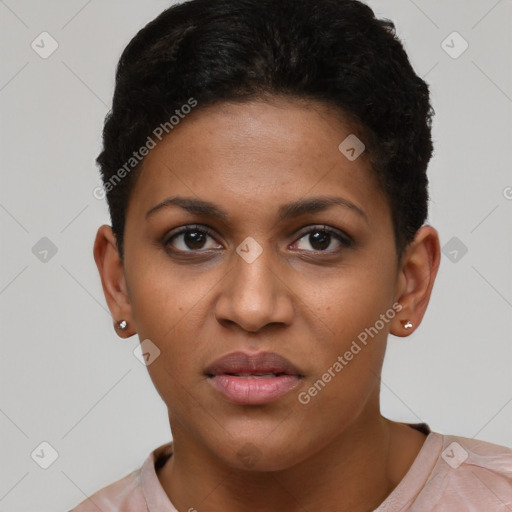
[164,225,222,253]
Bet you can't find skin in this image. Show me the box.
[94,97,441,512]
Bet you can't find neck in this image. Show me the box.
[157,414,427,512]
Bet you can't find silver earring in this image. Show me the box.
[400,319,413,329]
[116,320,128,331]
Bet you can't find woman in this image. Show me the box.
[72,0,512,510]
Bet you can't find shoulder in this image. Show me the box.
[69,442,174,512]
[70,468,143,511]
[416,432,512,510]
[439,432,512,476]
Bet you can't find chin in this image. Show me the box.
[213,434,308,473]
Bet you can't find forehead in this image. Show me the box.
[126,98,389,229]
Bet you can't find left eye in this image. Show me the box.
[293,227,350,252]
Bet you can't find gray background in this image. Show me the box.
[1,0,511,510]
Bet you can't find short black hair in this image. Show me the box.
[97,0,435,261]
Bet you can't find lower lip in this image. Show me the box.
[207,374,301,405]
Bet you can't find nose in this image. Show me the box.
[214,244,294,333]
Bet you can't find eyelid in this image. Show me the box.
[165,223,215,239]
[164,224,221,247]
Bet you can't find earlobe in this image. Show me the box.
[93,225,136,338]
[390,225,441,338]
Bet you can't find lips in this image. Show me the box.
[205,351,304,405]
[205,351,303,378]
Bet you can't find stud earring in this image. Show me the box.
[400,319,413,329]
[115,320,128,331]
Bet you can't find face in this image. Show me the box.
[112,98,409,470]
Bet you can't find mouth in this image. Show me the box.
[205,351,304,405]
[219,372,289,378]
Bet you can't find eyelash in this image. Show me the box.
[163,224,352,255]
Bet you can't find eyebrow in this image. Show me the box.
[145,195,368,223]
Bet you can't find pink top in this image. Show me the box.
[70,425,512,511]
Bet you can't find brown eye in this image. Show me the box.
[165,225,221,252]
[294,226,351,252]
[308,230,331,250]
[182,230,207,249]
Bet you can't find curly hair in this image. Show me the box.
[97,0,435,261]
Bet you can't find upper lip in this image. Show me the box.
[205,351,303,377]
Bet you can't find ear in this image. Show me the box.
[93,225,136,338]
[390,225,441,337]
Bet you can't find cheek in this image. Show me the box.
[127,253,213,340]
[304,264,394,345]
[297,288,391,430]
[130,283,208,413]
[126,259,218,384]
[298,266,393,395]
